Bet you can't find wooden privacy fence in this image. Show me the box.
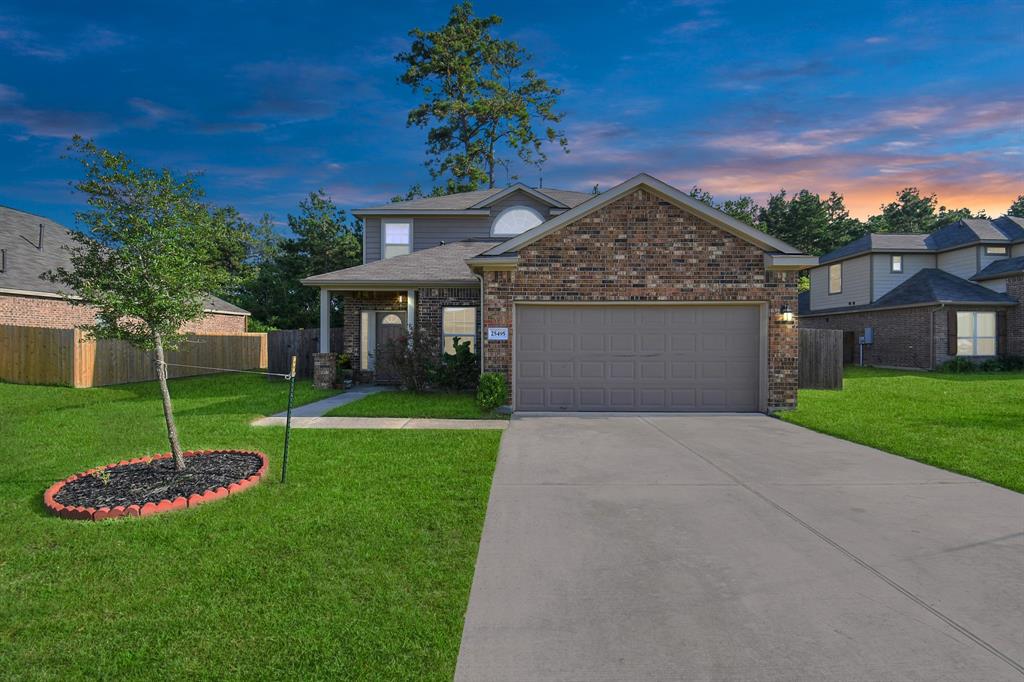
[0,325,268,388]
[267,328,344,379]
[799,327,843,390]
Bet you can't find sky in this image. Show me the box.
[0,0,1021,232]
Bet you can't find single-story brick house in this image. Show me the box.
[800,217,1024,368]
[302,174,817,412]
[0,205,250,333]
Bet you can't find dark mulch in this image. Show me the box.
[54,452,262,509]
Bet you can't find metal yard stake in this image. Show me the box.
[281,355,297,483]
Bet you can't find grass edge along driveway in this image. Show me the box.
[0,373,501,681]
[326,389,508,420]
[780,366,1024,493]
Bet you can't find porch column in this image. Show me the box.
[406,289,416,334]
[319,288,331,353]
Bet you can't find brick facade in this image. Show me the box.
[481,188,800,410]
[0,292,247,334]
[801,300,1023,369]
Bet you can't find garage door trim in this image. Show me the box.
[511,301,769,413]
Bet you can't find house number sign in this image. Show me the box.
[487,327,509,341]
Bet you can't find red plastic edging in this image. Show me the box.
[42,450,269,521]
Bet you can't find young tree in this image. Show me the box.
[1008,194,1024,218]
[48,138,242,469]
[396,0,569,193]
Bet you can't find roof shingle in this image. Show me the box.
[356,186,593,212]
[301,240,495,287]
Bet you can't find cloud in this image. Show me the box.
[230,60,363,123]
[128,98,185,128]
[0,84,113,137]
[0,16,128,61]
[876,105,948,128]
[864,36,891,45]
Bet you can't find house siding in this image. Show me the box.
[937,246,978,279]
[1013,243,1024,258]
[361,189,559,263]
[978,247,1010,272]
[870,253,936,300]
[808,255,870,311]
[481,187,799,410]
[0,292,247,333]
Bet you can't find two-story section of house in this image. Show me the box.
[302,174,815,412]
[801,216,1024,369]
[302,183,594,382]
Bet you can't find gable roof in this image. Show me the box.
[0,205,249,316]
[354,185,592,213]
[301,239,495,288]
[971,255,1024,282]
[482,173,804,257]
[818,216,1024,264]
[468,183,569,209]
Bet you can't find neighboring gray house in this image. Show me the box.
[302,175,817,412]
[801,217,1024,368]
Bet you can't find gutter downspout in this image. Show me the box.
[473,272,485,376]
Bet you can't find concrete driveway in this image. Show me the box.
[455,415,1024,681]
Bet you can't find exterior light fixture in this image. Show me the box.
[779,304,794,324]
[397,293,405,304]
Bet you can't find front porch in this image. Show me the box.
[313,286,481,385]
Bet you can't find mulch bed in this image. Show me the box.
[43,450,268,521]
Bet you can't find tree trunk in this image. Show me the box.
[153,332,186,470]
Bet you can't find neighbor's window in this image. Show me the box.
[442,307,476,354]
[956,311,996,356]
[891,255,903,273]
[383,221,411,259]
[828,263,842,294]
[985,246,1008,256]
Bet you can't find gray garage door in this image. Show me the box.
[515,304,762,412]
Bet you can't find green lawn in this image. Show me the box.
[780,367,1024,493]
[0,374,501,681]
[326,390,507,419]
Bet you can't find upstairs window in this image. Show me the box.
[492,205,544,236]
[891,255,903,273]
[956,311,996,356]
[383,221,411,259]
[828,263,842,294]
[442,307,476,354]
[985,246,1008,256]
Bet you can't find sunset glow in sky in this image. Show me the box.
[1,0,1021,229]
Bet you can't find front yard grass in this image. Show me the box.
[0,374,501,680]
[780,366,1024,493]
[326,389,508,419]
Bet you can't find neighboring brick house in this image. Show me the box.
[302,174,815,412]
[801,217,1024,369]
[0,205,250,333]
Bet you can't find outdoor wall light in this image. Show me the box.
[397,293,405,304]
[778,304,794,324]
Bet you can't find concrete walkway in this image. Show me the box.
[270,385,390,418]
[251,415,508,429]
[455,414,1024,681]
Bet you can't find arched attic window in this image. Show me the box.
[491,205,544,236]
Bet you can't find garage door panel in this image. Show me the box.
[516,304,762,412]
